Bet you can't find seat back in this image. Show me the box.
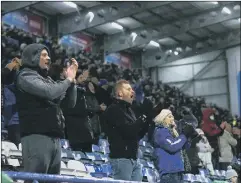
[98,139,109,147]
[72,151,86,160]
[85,152,105,164]
[2,141,18,151]
[61,139,70,149]
[99,146,110,154]
[61,149,74,161]
[100,163,112,176]
[100,154,110,162]
[92,144,101,153]
[2,141,18,157]
[139,139,147,147]
[61,161,67,168]
[7,158,20,167]
[85,163,96,173]
[67,160,87,172]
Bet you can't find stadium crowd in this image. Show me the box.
[1,24,241,183]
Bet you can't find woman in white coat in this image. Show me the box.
[196,128,215,175]
[218,122,237,170]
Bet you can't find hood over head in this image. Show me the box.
[21,43,50,68]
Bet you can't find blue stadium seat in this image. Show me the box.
[60,139,71,150]
[139,139,147,147]
[100,163,113,177]
[61,149,74,162]
[99,146,110,155]
[98,139,109,147]
[85,163,108,178]
[72,151,87,160]
[85,152,105,164]
[137,148,144,159]
[139,159,148,168]
[183,174,195,182]
[99,154,110,162]
[139,139,153,149]
[72,151,92,164]
[142,167,158,183]
[139,146,153,161]
[92,144,101,153]
[199,168,210,177]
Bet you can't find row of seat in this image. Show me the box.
[2,138,235,182]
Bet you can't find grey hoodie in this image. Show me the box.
[17,43,76,104]
[21,43,50,67]
[15,43,77,137]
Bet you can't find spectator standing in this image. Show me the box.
[3,84,20,146]
[1,58,22,85]
[219,122,237,170]
[201,108,224,169]
[15,44,77,176]
[195,128,215,175]
[232,126,241,156]
[2,58,22,146]
[64,72,105,152]
[104,79,147,181]
[152,109,197,183]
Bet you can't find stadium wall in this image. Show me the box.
[150,50,230,109]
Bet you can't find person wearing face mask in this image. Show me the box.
[103,79,147,181]
[15,43,78,176]
[201,108,225,169]
[152,109,197,183]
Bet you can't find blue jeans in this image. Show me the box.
[160,173,183,183]
[110,158,142,181]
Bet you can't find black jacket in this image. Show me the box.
[104,99,146,159]
[2,67,16,85]
[95,85,113,107]
[15,44,77,138]
[64,87,101,145]
[16,68,77,138]
[85,91,102,137]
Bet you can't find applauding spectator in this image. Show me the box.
[218,122,237,170]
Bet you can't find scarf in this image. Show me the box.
[169,126,192,173]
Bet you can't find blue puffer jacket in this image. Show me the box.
[152,125,187,176]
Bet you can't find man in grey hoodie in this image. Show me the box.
[15,43,78,176]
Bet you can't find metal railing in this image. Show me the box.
[3,171,144,183]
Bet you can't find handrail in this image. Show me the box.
[3,171,144,183]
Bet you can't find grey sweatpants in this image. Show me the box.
[21,134,61,176]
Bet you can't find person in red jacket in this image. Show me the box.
[201,108,225,169]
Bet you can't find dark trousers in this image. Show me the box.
[160,173,183,183]
[219,162,231,170]
[7,124,20,147]
[71,142,93,153]
[21,134,61,182]
[70,139,98,153]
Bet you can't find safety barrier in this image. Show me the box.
[3,171,144,183]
